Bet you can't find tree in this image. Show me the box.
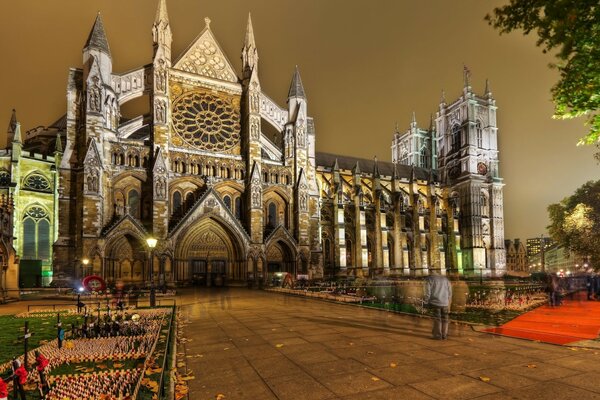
[547,180,600,265]
[486,1,600,145]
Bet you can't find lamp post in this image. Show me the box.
[146,237,158,307]
[82,258,90,278]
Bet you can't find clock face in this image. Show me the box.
[171,90,241,152]
[477,162,488,175]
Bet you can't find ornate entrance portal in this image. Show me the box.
[175,217,245,285]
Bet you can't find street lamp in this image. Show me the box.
[146,237,158,307]
[82,258,90,277]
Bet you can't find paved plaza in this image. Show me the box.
[177,288,600,400]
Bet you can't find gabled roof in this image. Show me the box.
[173,18,238,83]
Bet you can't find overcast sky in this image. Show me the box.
[0,0,597,240]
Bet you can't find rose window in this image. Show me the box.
[24,174,51,192]
[171,91,241,151]
[26,206,48,220]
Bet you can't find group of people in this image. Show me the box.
[0,351,50,400]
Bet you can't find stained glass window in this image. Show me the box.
[171,91,241,151]
[22,206,49,261]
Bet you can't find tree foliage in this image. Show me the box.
[547,180,600,264]
[486,1,600,145]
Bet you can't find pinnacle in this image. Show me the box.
[288,66,306,99]
[84,13,111,56]
[155,0,169,24]
[244,13,256,48]
[55,133,63,153]
[7,109,17,134]
[373,156,380,178]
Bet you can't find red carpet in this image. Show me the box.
[484,292,600,345]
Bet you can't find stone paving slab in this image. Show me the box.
[173,288,600,399]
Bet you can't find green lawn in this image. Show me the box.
[0,313,84,366]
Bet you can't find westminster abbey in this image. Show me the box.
[0,0,506,290]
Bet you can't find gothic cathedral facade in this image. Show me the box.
[5,0,505,287]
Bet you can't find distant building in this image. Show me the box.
[528,245,587,274]
[526,237,555,258]
[505,239,527,275]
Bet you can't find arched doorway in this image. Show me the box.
[105,233,147,284]
[175,217,243,287]
[265,240,295,284]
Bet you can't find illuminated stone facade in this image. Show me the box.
[0,114,58,287]
[10,0,506,286]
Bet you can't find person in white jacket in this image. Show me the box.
[423,270,452,340]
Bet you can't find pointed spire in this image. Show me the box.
[463,64,472,92]
[288,66,306,99]
[428,165,435,183]
[7,109,16,134]
[155,0,169,24]
[55,133,63,153]
[411,111,417,125]
[244,13,256,50]
[84,13,111,56]
[485,78,492,98]
[332,158,339,171]
[440,89,446,106]
[352,161,361,176]
[394,121,400,135]
[242,13,258,77]
[373,156,380,178]
[409,165,416,184]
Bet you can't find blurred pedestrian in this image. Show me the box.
[423,270,452,340]
[546,273,560,306]
[586,270,595,300]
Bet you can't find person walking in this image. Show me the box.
[423,270,452,340]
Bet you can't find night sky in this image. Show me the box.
[0,0,596,240]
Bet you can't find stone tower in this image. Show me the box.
[435,70,506,277]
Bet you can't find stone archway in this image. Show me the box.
[174,217,244,286]
[265,240,296,283]
[104,233,147,284]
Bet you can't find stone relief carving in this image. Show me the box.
[251,186,261,208]
[250,121,259,141]
[155,177,166,200]
[88,77,102,113]
[155,99,166,123]
[155,59,167,92]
